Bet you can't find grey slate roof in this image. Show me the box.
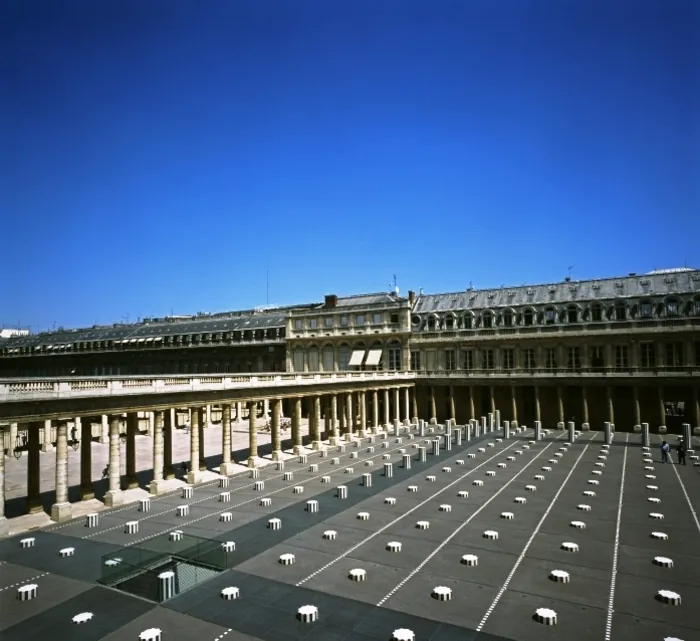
[2,313,286,348]
[412,269,700,314]
[312,292,406,310]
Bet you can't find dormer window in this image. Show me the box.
[591,304,603,322]
[523,309,534,326]
[444,316,454,330]
[639,301,652,318]
[503,311,514,327]
[544,308,556,324]
[566,306,578,323]
[482,312,493,329]
[666,299,679,317]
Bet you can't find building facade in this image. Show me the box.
[2,267,699,431]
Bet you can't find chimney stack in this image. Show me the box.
[408,290,415,306]
[325,294,338,308]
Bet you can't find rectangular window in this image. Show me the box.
[390,313,399,324]
[545,309,556,324]
[615,345,628,369]
[639,302,652,318]
[309,318,318,330]
[426,350,436,371]
[307,349,319,371]
[292,350,304,372]
[590,345,604,370]
[322,347,334,371]
[666,301,679,317]
[665,342,684,367]
[640,343,656,368]
[501,348,514,370]
[523,348,535,370]
[445,349,456,370]
[503,313,513,327]
[294,319,303,330]
[373,313,382,325]
[462,349,474,370]
[591,306,603,322]
[355,315,365,326]
[338,346,350,370]
[567,347,581,371]
[340,315,349,327]
[410,350,421,371]
[388,347,401,370]
[482,349,494,370]
[545,348,557,370]
[324,316,333,328]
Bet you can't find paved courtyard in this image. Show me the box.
[0,424,698,641]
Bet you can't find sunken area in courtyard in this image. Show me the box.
[0,423,698,641]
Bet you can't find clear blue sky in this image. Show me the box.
[1,0,698,333]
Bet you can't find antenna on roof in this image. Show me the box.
[568,266,574,279]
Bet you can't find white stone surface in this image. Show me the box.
[461,554,478,566]
[72,612,94,624]
[549,570,570,583]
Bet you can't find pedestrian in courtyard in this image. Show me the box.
[677,439,687,465]
[102,464,109,479]
[660,440,670,464]
[182,461,188,477]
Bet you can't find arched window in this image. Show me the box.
[639,300,652,318]
[502,310,514,327]
[462,314,473,329]
[307,347,319,372]
[482,312,493,329]
[292,349,304,372]
[591,304,602,322]
[566,305,578,323]
[523,309,534,326]
[544,307,556,324]
[666,298,679,317]
[338,345,350,371]
[427,316,436,331]
[694,296,700,316]
[322,345,334,371]
[444,315,455,330]
[614,301,626,321]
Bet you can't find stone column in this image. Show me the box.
[568,421,575,443]
[248,401,258,466]
[403,387,410,424]
[100,414,109,444]
[125,413,139,489]
[80,418,94,500]
[658,386,666,430]
[198,407,206,471]
[331,395,339,445]
[345,392,354,440]
[604,421,613,445]
[271,399,283,460]
[150,411,165,494]
[633,386,641,426]
[164,409,175,479]
[235,402,242,422]
[582,386,589,428]
[206,404,212,426]
[557,386,565,424]
[187,407,201,485]
[468,386,475,421]
[642,422,650,447]
[359,391,367,437]
[147,411,155,437]
[50,422,72,521]
[26,423,42,513]
[372,390,379,431]
[338,394,346,437]
[42,419,53,452]
[105,417,124,506]
[383,389,390,428]
[293,398,303,453]
[219,404,234,473]
[9,423,18,456]
[312,396,322,449]
[534,386,541,422]
[411,387,418,421]
[607,386,615,425]
[0,438,6,536]
[429,386,437,424]
[448,386,456,421]
[393,387,401,426]
[511,385,518,426]
[490,386,496,415]
[694,386,700,431]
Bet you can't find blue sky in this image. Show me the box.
[1,0,697,332]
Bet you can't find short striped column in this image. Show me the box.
[384,462,393,477]
[85,513,99,528]
[402,454,411,469]
[158,571,175,601]
[139,498,151,512]
[362,473,372,487]
[418,446,427,462]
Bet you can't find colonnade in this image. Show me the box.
[0,386,413,526]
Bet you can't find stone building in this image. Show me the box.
[1,267,699,431]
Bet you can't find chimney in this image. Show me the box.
[408,290,415,306]
[324,294,338,308]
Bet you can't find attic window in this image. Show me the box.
[592,283,601,290]
[469,294,477,301]
[507,291,515,296]
[569,284,578,291]
[692,274,700,282]
[526,288,535,295]
[614,282,623,288]
[487,293,495,299]
[640,279,650,285]
[548,286,556,293]
[664,277,675,284]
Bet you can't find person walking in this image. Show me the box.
[677,439,687,465]
[660,440,670,464]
